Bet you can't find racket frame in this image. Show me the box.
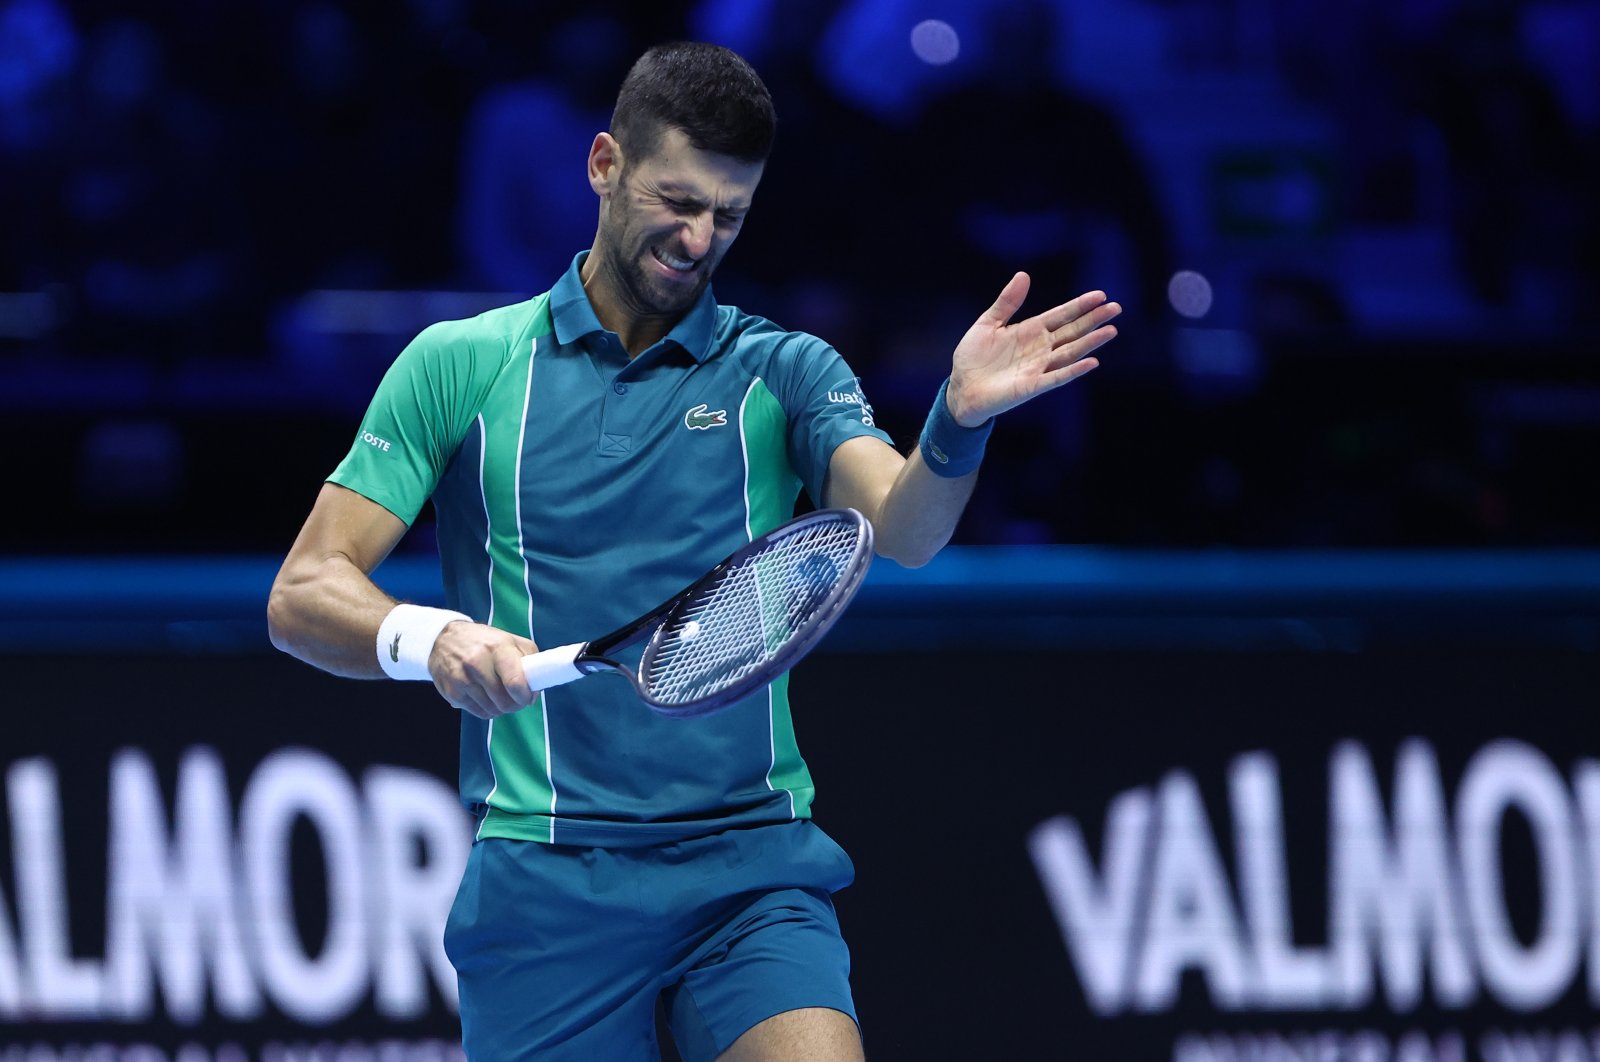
[527,508,874,717]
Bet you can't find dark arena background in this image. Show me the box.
[2,1,1598,1060]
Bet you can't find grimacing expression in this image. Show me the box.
[597,127,764,318]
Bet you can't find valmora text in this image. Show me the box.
[0,747,471,1025]
[1030,738,1600,1015]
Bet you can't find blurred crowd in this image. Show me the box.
[1,0,1596,551]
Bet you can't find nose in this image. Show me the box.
[681,212,713,260]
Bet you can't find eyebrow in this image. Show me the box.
[656,182,750,213]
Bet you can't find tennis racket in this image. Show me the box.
[520,507,874,718]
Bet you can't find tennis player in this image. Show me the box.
[268,41,1118,1062]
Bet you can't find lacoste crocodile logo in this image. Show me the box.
[684,404,728,430]
[390,632,402,662]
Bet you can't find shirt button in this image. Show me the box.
[614,381,629,395]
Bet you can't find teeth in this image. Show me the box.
[654,248,696,271]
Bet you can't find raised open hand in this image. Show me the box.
[945,272,1121,427]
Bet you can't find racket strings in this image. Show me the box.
[643,520,862,705]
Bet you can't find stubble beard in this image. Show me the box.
[599,202,714,322]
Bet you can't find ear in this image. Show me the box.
[588,132,622,196]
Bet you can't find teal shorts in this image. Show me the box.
[443,819,858,1061]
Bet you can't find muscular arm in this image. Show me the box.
[267,483,410,676]
[824,435,973,569]
[825,273,1120,568]
[267,482,537,717]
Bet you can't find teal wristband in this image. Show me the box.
[919,379,993,478]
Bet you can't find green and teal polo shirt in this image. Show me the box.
[329,252,893,847]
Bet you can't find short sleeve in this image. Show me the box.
[771,334,895,507]
[327,323,494,526]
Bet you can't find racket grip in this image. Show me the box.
[522,643,586,692]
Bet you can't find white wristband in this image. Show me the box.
[377,604,472,681]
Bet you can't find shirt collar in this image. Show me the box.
[550,250,719,363]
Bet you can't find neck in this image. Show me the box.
[580,243,678,358]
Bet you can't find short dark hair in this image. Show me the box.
[610,42,776,164]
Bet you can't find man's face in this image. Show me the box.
[593,126,764,319]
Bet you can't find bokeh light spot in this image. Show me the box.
[1168,270,1214,319]
[910,19,960,65]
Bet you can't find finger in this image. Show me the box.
[979,271,1031,328]
[445,686,496,719]
[435,646,501,712]
[1039,291,1111,333]
[460,653,525,715]
[1046,324,1118,371]
[1038,355,1102,392]
[495,645,536,707]
[469,686,523,718]
[1049,302,1122,349]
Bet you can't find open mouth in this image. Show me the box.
[651,246,699,275]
